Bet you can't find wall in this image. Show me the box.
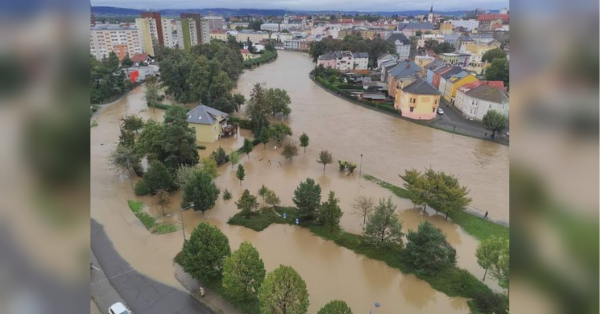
[396,90,439,120]
[190,122,221,143]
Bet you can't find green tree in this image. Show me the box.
[241,138,254,159]
[420,169,472,220]
[424,39,439,50]
[121,53,134,67]
[433,42,455,54]
[399,169,428,209]
[481,48,507,63]
[175,165,198,189]
[237,189,259,217]
[266,88,292,116]
[182,171,220,215]
[292,178,322,221]
[415,30,423,36]
[245,83,272,135]
[317,300,353,314]
[299,133,309,153]
[364,197,403,245]
[107,144,141,177]
[257,127,271,149]
[200,157,219,179]
[482,109,509,139]
[155,189,171,216]
[476,236,508,281]
[282,142,299,161]
[351,195,375,227]
[212,96,237,114]
[249,19,264,31]
[159,49,194,103]
[105,51,120,71]
[491,249,509,290]
[484,58,509,86]
[269,123,292,143]
[144,160,176,194]
[135,120,166,162]
[223,242,266,301]
[181,222,231,282]
[118,128,135,148]
[258,184,269,200]
[232,93,246,112]
[144,76,160,110]
[229,151,240,169]
[318,191,343,231]
[264,190,281,208]
[162,106,199,168]
[236,164,246,186]
[317,150,333,171]
[258,265,310,314]
[120,115,145,134]
[404,221,456,275]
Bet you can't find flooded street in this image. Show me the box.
[91,52,507,314]
[235,51,509,221]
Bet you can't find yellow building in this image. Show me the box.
[134,18,155,56]
[187,105,230,143]
[443,73,479,103]
[439,22,454,34]
[210,30,228,41]
[460,39,501,65]
[395,76,441,120]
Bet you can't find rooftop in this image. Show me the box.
[388,62,422,79]
[402,76,441,95]
[466,84,509,103]
[187,104,229,125]
[385,32,410,44]
[398,22,435,30]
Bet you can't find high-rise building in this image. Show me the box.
[135,18,157,55]
[200,19,210,44]
[141,11,164,46]
[175,18,199,51]
[161,18,177,48]
[203,15,225,31]
[90,24,143,61]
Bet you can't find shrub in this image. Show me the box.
[148,103,170,110]
[134,180,149,195]
[473,292,509,314]
[347,163,357,173]
[196,145,206,150]
[251,138,261,146]
[338,160,347,171]
[223,189,232,200]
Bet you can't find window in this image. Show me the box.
[434,99,438,105]
[432,107,436,112]
[410,107,414,112]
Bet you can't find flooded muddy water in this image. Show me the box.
[234,51,509,221]
[90,52,507,314]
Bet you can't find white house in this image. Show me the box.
[316,51,369,72]
[384,32,411,61]
[455,82,509,120]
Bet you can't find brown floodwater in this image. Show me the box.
[234,51,509,221]
[90,54,507,314]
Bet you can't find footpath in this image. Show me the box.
[174,263,243,314]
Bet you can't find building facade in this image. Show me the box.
[395,76,441,120]
[443,73,479,103]
[90,24,143,60]
[438,53,472,67]
[134,18,156,55]
[455,82,509,120]
[236,31,270,43]
[385,32,411,61]
[140,11,163,46]
[449,19,480,31]
[316,51,369,72]
[210,29,228,41]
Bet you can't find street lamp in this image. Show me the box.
[369,302,381,314]
[359,154,363,175]
[166,203,194,241]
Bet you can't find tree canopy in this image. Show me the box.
[293,178,322,221]
[317,300,353,314]
[318,191,343,231]
[143,160,176,194]
[258,265,310,314]
[223,242,266,301]
[181,222,231,282]
[237,189,258,217]
[404,221,456,275]
[476,236,508,281]
[299,133,309,153]
[282,142,299,161]
[485,58,509,87]
[182,170,220,214]
[482,109,509,139]
[364,197,403,245]
[481,48,507,63]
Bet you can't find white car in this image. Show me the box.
[109,302,131,314]
[437,108,444,115]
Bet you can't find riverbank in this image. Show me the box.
[362,174,510,241]
[310,75,509,146]
[228,207,508,314]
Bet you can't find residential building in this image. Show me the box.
[437,66,464,95]
[377,53,398,69]
[161,18,177,48]
[394,76,441,120]
[210,29,229,41]
[417,34,445,48]
[141,11,163,46]
[386,62,422,97]
[316,51,369,72]
[384,32,411,61]
[261,23,298,32]
[134,18,156,55]
[130,53,153,66]
[380,60,399,82]
[271,32,294,42]
[240,49,252,61]
[477,14,509,31]
[175,18,198,51]
[455,81,509,120]
[420,58,444,78]
[443,34,461,49]
[443,72,479,103]
[187,104,230,143]
[439,22,454,34]
[204,15,225,31]
[460,38,501,65]
[448,19,480,31]
[438,53,471,67]
[397,22,435,36]
[236,30,270,43]
[90,24,143,61]
[229,22,249,29]
[283,39,309,51]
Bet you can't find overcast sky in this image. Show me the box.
[90,0,509,12]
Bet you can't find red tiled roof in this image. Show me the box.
[477,14,509,22]
[240,49,250,54]
[210,29,227,34]
[459,80,506,92]
[131,53,149,63]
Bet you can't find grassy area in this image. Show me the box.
[227,206,506,313]
[363,175,509,242]
[127,200,177,234]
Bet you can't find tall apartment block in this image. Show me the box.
[140,11,164,46]
[134,17,158,55]
[90,24,143,60]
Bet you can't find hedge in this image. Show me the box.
[229,116,253,130]
[147,103,170,110]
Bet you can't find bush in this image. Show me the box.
[337,84,362,90]
[223,189,232,200]
[473,292,509,314]
[148,103,170,110]
[134,180,149,195]
[196,145,206,150]
[133,164,144,177]
[230,117,253,130]
[251,138,261,146]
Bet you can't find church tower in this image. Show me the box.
[428,5,434,22]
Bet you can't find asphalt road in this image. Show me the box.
[91,219,213,314]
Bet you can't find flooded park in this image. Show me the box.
[91,50,508,314]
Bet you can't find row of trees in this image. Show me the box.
[308,35,396,67]
[243,46,278,69]
[245,83,293,135]
[399,168,472,220]
[179,222,356,314]
[423,40,456,54]
[159,40,245,112]
[90,52,130,104]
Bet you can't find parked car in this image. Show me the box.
[437,108,444,115]
[109,302,131,314]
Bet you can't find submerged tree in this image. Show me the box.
[364,197,403,246]
[258,265,309,314]
[293,178,322,221]
[282,142,299,161]
[237,189,259,218]
[299,133,310,153]
[236,164,246,186]
[352,195,375,227]
[182,170,220,215]
[317,150,333,171]
[318,191,343,231]
[482,109,509,139]
[180,222,231,282]
[223,242,266,301]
